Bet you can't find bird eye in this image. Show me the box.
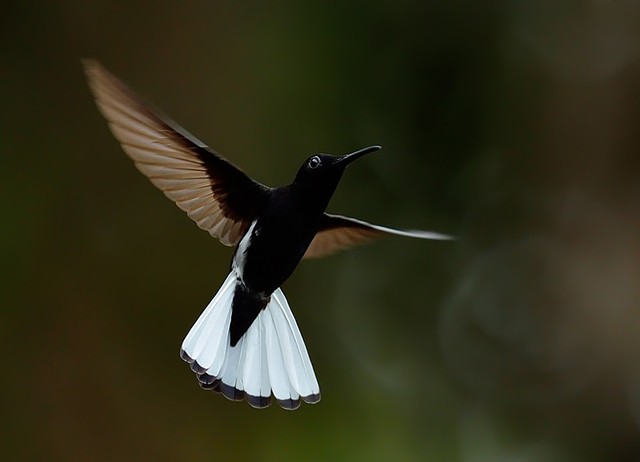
[308,156,321,169]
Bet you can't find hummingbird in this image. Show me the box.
[83,60,454,410]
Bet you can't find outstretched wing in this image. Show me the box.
[83,59,269,246]
[303,213,454,259]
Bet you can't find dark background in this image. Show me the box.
[3,1,640,461]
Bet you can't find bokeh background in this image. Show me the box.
[3,1,640,461]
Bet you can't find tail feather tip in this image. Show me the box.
[277,398,301,411]
[219,382,245,402]
[199,380,221,392]
[197,372,218,385]
[179,348,193,363]
[190,361,207,375]
[247,394,271,409]
[302,392,321,405]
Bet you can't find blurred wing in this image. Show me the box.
[303,213,455,259]
[83,59,269,246]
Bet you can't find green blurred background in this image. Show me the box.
[3,1,640,461]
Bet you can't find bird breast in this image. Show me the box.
[232,214,318,295]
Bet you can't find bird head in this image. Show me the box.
[293,145,381,190]
[290,145,381,213]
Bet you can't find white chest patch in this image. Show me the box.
[233,220,258,282]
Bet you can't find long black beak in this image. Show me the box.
[336,145,381,166]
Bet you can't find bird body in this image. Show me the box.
[233,186,319,295]
[84,60,454,410]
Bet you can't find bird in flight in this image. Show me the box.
[83,60,454,410]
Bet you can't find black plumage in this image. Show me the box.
[84,60,454,409]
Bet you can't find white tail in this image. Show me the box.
[180,271,320,410]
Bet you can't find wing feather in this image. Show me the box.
[304,213,455,259]
[83,59,269,246]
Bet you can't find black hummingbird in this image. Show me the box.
[83,60,454,410]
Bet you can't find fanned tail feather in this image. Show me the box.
[180,271,320,410]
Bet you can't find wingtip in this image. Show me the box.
[80,57,97,68]
[431,232,457,241]
[81,58,103,78]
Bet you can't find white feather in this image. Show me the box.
[181,271,235,357]
[263,308,291,402]
[195,300,232,374]
[220,339,243,389]
[240,319,262,398]
[270,289,320,399]
[180,269,320,408]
